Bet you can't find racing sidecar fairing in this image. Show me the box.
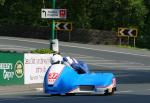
[43,64,116,95]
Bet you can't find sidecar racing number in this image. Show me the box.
[48,72,59,84]
[49,72,59,79]
[47,65,64,85]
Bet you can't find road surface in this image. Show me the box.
[0,36,150,103]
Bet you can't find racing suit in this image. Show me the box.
[63,56,89,74]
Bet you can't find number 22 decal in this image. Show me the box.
[48,72,59,79]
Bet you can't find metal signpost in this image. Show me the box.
[52,0,55,51]
[41,0,67,52]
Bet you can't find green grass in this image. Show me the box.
[116,45,148,50]
[30,48,55,54]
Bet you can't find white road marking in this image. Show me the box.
[64,53,150,70]
[61,44,150,58]
[1,37,150,58]
[83,60,115,62]
[63,52,104,58]
[116,90,133,93]
[0,37,49,44]
[76,57,104,59]
[0,47,34,51]
[87,62,138,65]
[0,44,29,48]
[0,44,35,50]
[87,63,150,70]
[88,63,150,68]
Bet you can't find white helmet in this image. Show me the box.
[51,54,63,64]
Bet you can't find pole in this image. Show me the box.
[50,0,56,49]
[134,37,136,47]
[128,36,129,46]
[119,37,122,45]
[52,0,55,40]
[42,0,45,8]
[69,31,71,41]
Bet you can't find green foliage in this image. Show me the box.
[0,0,150,49]
[0,0,43,26]
[0,0,5,5]
[0,0,148,28]
[135,0,150,49]
[30,48,55,54]
[88,0,147,30]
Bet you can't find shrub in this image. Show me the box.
[30,48,55,54]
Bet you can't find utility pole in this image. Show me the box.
[42,0,45,8]
[50,0,56,50]
[51,0,55,40]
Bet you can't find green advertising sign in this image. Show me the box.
[0,53,24,85]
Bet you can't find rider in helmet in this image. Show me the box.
[50,54,89,74]
[63,56,89,74]
[51,53,63,64]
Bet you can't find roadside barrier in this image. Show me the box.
[0,53,24,85]
[0,53,52,85]
[24,54,51,84]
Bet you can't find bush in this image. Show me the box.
[30,48,55,54]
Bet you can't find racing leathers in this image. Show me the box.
[63,56,89,74]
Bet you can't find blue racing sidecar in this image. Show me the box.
[43,64,116,95]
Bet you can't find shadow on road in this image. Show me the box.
[2,93,150,103]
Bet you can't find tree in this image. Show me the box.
[89,0,147,30]
[56,0,92,29]
[0,0,44,26]
[0,0,150,48]
[136,0,150,48]
[0,0,5,5]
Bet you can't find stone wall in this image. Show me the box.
[0,25,118,45]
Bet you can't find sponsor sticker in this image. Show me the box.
[14,60,24,78]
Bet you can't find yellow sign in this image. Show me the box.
[55,22,72,31]
[118,28,138,37]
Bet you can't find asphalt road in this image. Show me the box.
[0,36,150,103]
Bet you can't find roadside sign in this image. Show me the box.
[0,53,24,85]
[55,22,72,31]
[41,9,67,19]
[24,54,51,84]
[118,28,138,37]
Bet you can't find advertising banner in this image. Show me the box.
[0,53,24,85]
[24,54,52,84]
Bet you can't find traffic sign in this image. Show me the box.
[55,22,72,31]
[118,28,138,37]
[41,9,67,19]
